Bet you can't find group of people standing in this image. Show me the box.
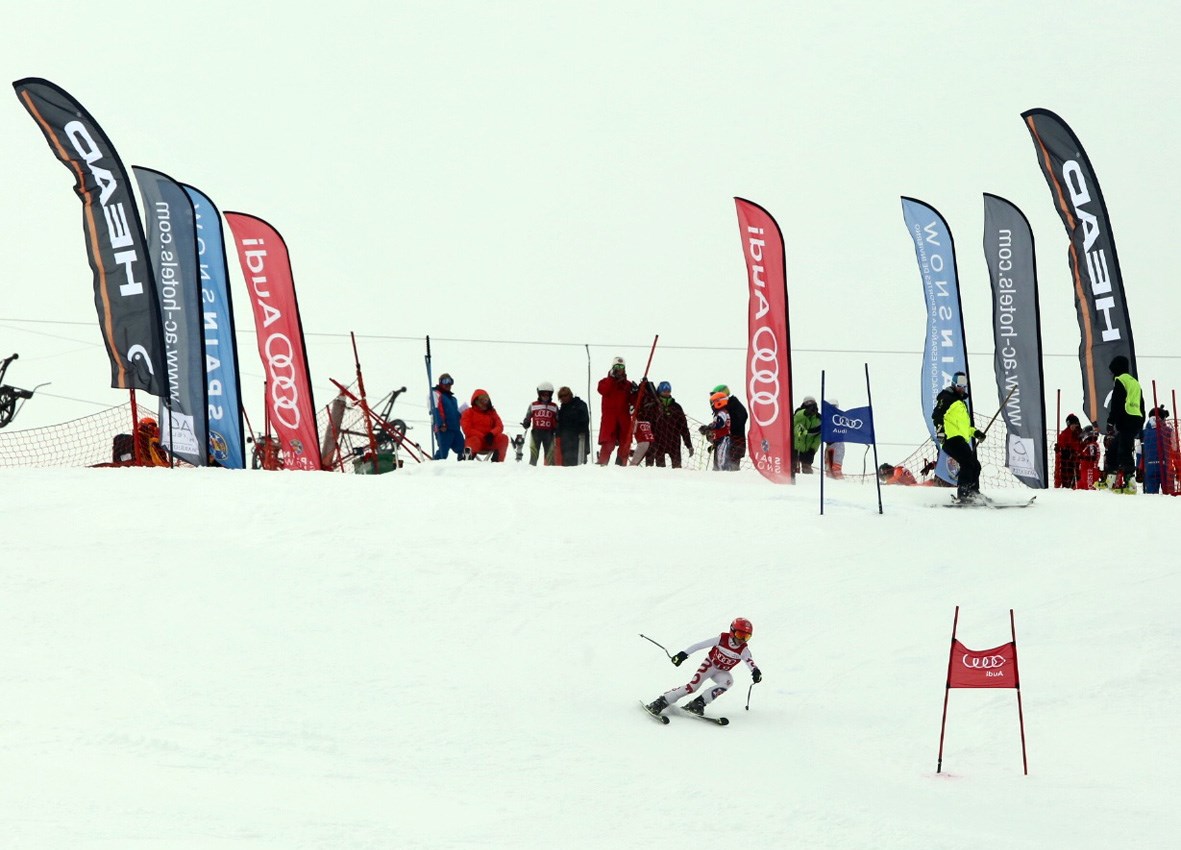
[430,373,591,466]
[428,357,750,471]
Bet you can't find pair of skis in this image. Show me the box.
[639,701,729,726]
[945,494,1037,509]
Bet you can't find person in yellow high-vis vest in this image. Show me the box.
[1105,355,1146,493]
[940,372,985,502]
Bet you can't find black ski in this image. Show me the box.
[639,701,670,724]
[680,707,729,725]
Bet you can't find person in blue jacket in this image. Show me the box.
[431,373,465,460]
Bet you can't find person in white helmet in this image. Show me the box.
[521,381,559,466]
[597,356,638,465]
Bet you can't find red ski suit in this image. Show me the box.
[461,389,510,461]
[597,372,637,462]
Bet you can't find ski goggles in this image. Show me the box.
[440,377,454,386]
[731,629,751,642]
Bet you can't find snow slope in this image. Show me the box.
[2,464,1178,849]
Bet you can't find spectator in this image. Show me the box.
[823,397,844,479]
[431,373,465,461]
[792,396,821,474]
[940,372,984,502]
[699,390,733,470]
[1103,355,1145,493]
[641,381,693,468]
[1142,407,1178,495]
[596,356,638,465]
[135,417,169,467]
[1077,425,1102,490]
[461,389,509,462]
[712,384,747,471]
[555,386,590,466]
[878,463,917,486]
[1053,413,1083,488]
[521,381,559,466]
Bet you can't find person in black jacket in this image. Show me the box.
[556,386,590,466]
[1104,355,1145,492]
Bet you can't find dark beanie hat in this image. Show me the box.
[1109,355,1129,375]
[1066,413,1080,426]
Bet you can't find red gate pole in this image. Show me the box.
[936,605,960,773]
[620,334,659,466]
[1011,609,1028,775]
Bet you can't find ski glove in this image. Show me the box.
[752,667,762,684]
[671,651,688,667]
[975,431,986,443]
[698,425,710,435]
[687,446,694,457]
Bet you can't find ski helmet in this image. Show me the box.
[657,381,672,394]
[730,617,753,641]
[827,398,838,408]
[537,381,554,394]
[710,391,729,410]
[438,373,454,386]
[802,395,817,408]
[711,384,730,396]
[611,356,626,370]
[952,371,968,393]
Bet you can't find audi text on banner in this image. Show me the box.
[983,194,1047,489]
[224,212,322,471]
[13,78,167,397]
[134,167,208,467]
[734,197,793,483]
[1023,108,1137,427]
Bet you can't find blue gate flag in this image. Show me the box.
[821,401,875,445]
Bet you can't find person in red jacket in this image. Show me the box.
[1054,413,1084,488]
[461,389,509,461]
[1076,425,1102,490]
[877,463,917,485]
[596,356,638,466]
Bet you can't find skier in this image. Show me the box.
[521,381,559,466]
[712,384,747,470]
[643,381,694,468]
[940,372,984,502]
[699,390,733,470]
[792,396,821,473]
[823,397,844,478]
[645,618,762,719]
[1103,355,1145,493]
[1053,413,1083,488]
[629,418,655,465]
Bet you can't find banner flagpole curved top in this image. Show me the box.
[1022,108,1136,427]
[224,211,322,471]
[13,77,166,396]
[734,197,793,484]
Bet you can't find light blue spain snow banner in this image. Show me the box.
[901,197,970,483]
[820,401,875,445]
[184,184,245,469]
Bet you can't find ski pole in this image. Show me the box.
[980,385,1018,437]
[638,633,673,660]
[746,683,754,711]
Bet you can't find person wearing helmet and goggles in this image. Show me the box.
[521,381,559,466]
[645,618,762,719]
[697,390,734,470]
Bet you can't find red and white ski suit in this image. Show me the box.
[662,633,757,708]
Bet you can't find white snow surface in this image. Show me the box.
[3,464,1178,849]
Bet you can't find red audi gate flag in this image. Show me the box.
[948,639,1017,688]
[734,197,794,483]
[224,212,322,471]
[937,606,1028,775]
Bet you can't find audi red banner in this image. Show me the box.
[735,197,793,483]
[947,639,1017,689]
[224,212,321,471]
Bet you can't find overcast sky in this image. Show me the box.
[2,2,1178,447]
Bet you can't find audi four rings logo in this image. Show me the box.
[265,332,302,430]
[961,653,1006,669]
[830,414,862,429]
[748,326,780,427]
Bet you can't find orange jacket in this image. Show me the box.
[461,389,505,443]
